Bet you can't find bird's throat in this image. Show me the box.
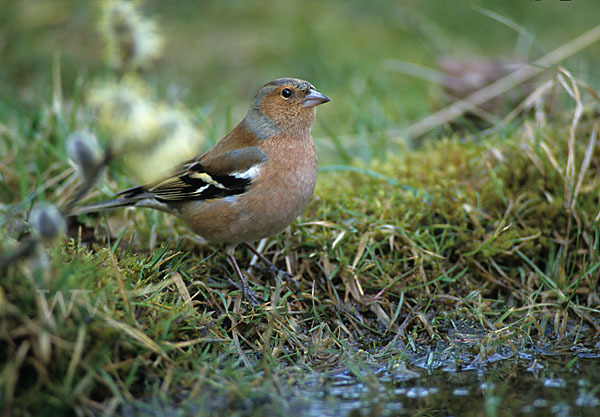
[243,108,284,140]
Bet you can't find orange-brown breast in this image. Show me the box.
[178,127,317,244]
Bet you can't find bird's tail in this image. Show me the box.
[69,186,172,216]
[68,198,137,215]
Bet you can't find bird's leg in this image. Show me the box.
[244,242,296,286]
[225,245,262,305]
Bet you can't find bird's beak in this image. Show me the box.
[302,88,330,108]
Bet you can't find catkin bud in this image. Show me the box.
[66,131,104,180]
[99,0,164,72]
[30,204,66,243]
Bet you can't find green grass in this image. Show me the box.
[1,1,600,415]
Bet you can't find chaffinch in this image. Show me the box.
[72,78,330,303]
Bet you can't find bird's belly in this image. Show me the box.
[180,167,316,245]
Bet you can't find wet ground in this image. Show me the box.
[123,339,600,417]
[288,337,600,417]
[298,355,600,416]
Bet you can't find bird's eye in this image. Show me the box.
[281,88,292,98]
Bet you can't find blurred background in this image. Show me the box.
[1,0,600,163]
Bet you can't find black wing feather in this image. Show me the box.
[117,147,266,203]
[151,162,252,202]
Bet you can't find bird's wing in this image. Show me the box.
[117,146,267,202]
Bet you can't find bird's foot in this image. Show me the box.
[226,248,263,306]
[227,277,262,306]
[244,242,298,289]
[252,262,297,289]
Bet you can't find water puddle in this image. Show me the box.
[123,342,600,416]
[289,350,600,416]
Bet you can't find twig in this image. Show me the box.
[398,24,600,141]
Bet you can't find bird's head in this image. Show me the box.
[245,78,330,138]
